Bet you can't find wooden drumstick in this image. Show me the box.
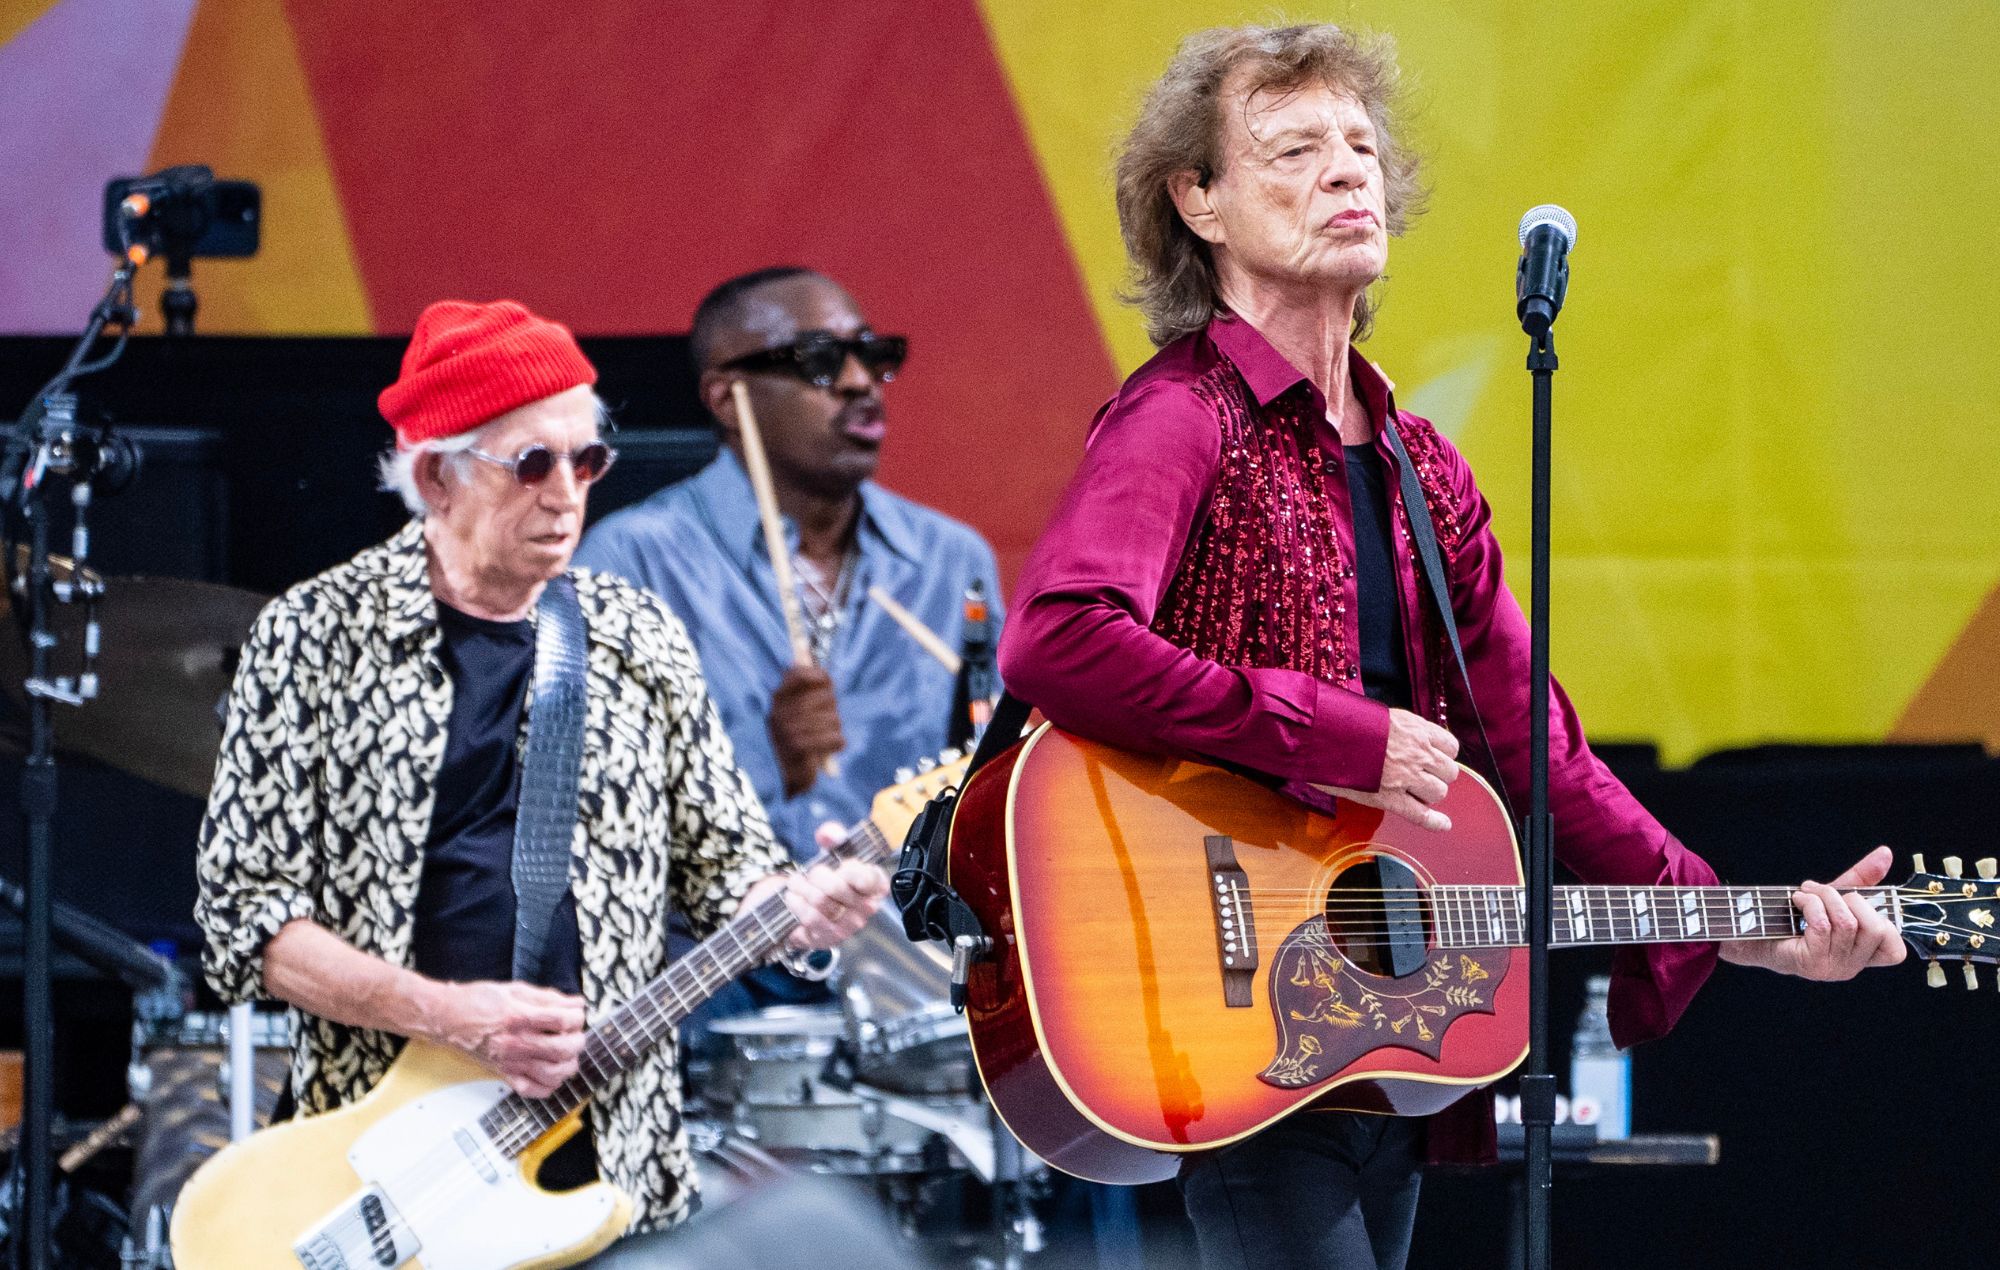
[731,380,840,778]
[867,585,962,674]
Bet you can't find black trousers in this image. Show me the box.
[1178,1112,1425,1270]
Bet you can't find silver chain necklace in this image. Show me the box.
[793,547,857,665]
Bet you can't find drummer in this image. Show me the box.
[577,266,1003,1027]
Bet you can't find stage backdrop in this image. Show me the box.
[2,0,1996,763]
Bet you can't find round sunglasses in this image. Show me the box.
[719,329,908,389]
[464,440,617,485]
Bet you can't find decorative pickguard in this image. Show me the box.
[1258,918,1510,1089]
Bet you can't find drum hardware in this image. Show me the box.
[0,565,265,800]
[115,1009,293,1268]
[119,1205,166,1270]
[696,913,1055,1269]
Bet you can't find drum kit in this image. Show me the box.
[689,912,1047,1268]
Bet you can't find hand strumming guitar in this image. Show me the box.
[1314,708,1462,832]
[421,980,588,1100]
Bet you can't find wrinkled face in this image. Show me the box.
[1182,76,1388,296]
[428,383,600,594]
[708,275,887,498]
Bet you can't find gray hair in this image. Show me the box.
[378,393,613,517]
[1116,22,1426,346]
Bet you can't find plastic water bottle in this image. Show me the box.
[1568,974,1630,1140]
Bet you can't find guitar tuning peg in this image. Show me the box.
[941,747,963,763]
[1928,961,1947,988]
[894,767,915,785]
[1967,963,1982,991]
[917,757,936,773]
[1913,853,1928,874]
[1979,858,1997,881]
[1945,856,1964,879]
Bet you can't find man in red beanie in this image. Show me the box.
[194,298,889,1258]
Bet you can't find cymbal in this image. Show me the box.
[0,561,267,800]
[708,1006,848,1039]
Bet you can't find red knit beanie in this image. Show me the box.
[378,300,598,449]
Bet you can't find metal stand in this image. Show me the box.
[1519,328,1559,1270]
[3,256,140,1270]
[986,1101,1040,1270]
[161,254,197,338]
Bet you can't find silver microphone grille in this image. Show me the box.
[1517,204,1578,249]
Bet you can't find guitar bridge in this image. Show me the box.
[1205,835,1258,1006]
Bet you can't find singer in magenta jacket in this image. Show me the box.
[996,310,1724,1163]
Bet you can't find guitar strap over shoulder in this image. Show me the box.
[511,574,589,983]
[1380,409,1516,827]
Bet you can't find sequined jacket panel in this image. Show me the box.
[194,520,787,1233]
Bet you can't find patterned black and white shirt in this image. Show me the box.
[195,520,786,1232]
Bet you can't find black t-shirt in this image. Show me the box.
[1343,445,1414,709]
[411,603,582,995]
[413,602,594,1187]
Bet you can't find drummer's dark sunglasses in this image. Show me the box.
[719,329,908,389]
[465,440,617,485]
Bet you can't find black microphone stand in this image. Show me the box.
[2,251,139,1270]
[1519,324,1558,1270]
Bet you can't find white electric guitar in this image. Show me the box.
[168,755,965,1269]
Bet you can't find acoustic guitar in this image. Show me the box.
[168,754,966,1270]
[947,724,1986,1184]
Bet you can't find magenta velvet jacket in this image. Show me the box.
[998,314,1719,1160]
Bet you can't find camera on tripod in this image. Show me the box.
[98,166,260,336]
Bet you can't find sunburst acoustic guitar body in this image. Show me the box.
[949,724,1529,1184]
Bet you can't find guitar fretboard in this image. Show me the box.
[475,819,896,1159]
[1431,884,1901,950]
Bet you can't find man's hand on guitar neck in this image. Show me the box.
[1314,709,1462,832]
[740,825,890,951]
[1720,845,1908,980]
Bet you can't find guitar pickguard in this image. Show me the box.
[1258,919,1509,1089]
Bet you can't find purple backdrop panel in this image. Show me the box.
[0,0,197,333]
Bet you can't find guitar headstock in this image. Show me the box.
[1898,854,2000,989]
[866,749,973,855]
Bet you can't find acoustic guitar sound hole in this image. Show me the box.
[1324,855,1432,979]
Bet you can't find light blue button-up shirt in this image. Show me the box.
[577,449,1003,860]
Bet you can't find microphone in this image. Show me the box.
[1516,205,1577,336]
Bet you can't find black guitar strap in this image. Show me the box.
[1380,407,1518,828]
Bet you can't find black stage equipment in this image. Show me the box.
[100,166,261,337]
